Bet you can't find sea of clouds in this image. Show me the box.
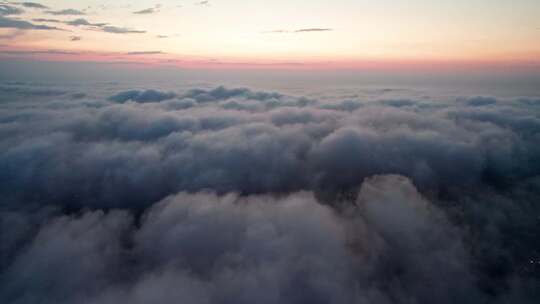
[1,81,539,303]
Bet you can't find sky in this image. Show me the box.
[0,0,539,70]
[2,2,540,303]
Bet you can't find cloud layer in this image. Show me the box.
[0,82,539,303]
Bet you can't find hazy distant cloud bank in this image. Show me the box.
[1,82,540,303]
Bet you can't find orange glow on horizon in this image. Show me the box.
[1,45,539,73]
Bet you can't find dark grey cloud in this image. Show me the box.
[101,25,146,34]
[294,28,333,33]
[320,99,363,112]
[32,18,61,23]
[182,86,284,103]
[1,83,540,303]
[1,176,535,303]
[0,83,68,98]
[0,4,24,15]
[65,18,107,27]
[109,89,176,103]
[133,8,158,14]
[46,8,85,16]
[44,18,147,36]
[463,96,498,106]
[32,17,141,36]
[378,98,417,107]
[0,15,65,30]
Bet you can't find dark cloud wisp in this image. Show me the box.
[0,4,24,16]
[133,8,158,15]
[46,8,86,16]
[30,17,145,35]
[15,2,49,9]
[100,25,146,34]
[0,15,65,30]
[294,28,333,32]
[31,18,61,23]
[65,18,107,27]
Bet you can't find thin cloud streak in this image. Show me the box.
[294,28,333,32]
[0,49,81,55]
[65,18,107,27]
[126,51,165,55]
[263,28,334,34]
[133,8,158,14]
[31,17,144,35]
[46,9,85,16]
[0,4,24,15]
[32,18,61,23]
[0,15,66,30]
[14,2,49,9]
[101,25,146,34]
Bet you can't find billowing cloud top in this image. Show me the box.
[0,82,540,303]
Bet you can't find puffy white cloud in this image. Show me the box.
[0,178,487,303]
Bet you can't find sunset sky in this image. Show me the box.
[1,0,539,69]
[3,2,540,303]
